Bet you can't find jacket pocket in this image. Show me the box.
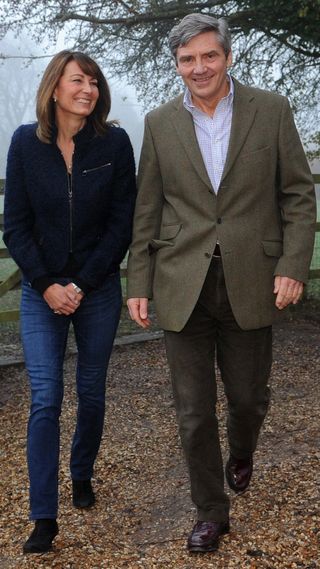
[149,224,182,251]
[82,163,111,175]
[262,240,283,257]
[239,146,270,165]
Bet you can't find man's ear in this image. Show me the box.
[227,50,233,69]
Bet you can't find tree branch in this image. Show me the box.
[116,0,140,16]
[259,27,320,59]
[55,1,227,26]
[0,53,55,60]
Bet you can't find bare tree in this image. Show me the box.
[0,0,319,147]
[0,37,44,176]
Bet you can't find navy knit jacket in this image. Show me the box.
[4,122,137,293]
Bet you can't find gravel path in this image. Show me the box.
[0,315,319,568]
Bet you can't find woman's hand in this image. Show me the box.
[65,282,85,305]
[43,283,82,315]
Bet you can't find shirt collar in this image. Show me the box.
[183,73,234,114]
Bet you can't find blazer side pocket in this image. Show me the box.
[262,240,283,258]
[149,224,182,251]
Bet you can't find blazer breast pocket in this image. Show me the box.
[239,146,271,165]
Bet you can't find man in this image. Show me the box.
[127,13,316,553]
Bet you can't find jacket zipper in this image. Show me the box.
[67,171,73,253]
[82,162,111,175]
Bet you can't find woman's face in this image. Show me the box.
[53,60,99,120]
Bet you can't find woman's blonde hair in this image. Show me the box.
[36,50,112,143]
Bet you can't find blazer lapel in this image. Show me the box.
[170,82,257,190]
[221,79,257,183]
[171,97,213,191]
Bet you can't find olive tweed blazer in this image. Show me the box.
[127,79,316,331]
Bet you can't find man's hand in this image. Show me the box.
[127,297,151,328]
[274,276,304,310]
[43,283,81,315]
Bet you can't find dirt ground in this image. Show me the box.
[0,313,319,569]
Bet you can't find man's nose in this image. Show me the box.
[193,59,206,74]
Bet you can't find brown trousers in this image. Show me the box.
[164,257,272,522]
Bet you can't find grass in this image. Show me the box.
[307,224,320,298]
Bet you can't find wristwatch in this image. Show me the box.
[71,282,83,294]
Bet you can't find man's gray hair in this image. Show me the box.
[168,13,231,60]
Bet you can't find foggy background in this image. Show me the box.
[0,32,146,177]
[0,29,319,189]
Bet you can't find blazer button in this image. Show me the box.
[217,217,222,224]
[205,252,211,258]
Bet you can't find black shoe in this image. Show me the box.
[72,479,95,508]
[187,520,230,553]
[23,519,58,554]
[225,453,253,494]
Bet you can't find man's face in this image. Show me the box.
[176,31,232,108]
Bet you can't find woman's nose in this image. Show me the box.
[82,82,93,93]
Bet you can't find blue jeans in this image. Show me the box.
[20,274,122,520]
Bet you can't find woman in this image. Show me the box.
[4,50,136,553]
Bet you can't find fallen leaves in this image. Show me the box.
[0,316,319,568]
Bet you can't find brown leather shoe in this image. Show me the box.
[225,454,253,493]
[187,520,230,553]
